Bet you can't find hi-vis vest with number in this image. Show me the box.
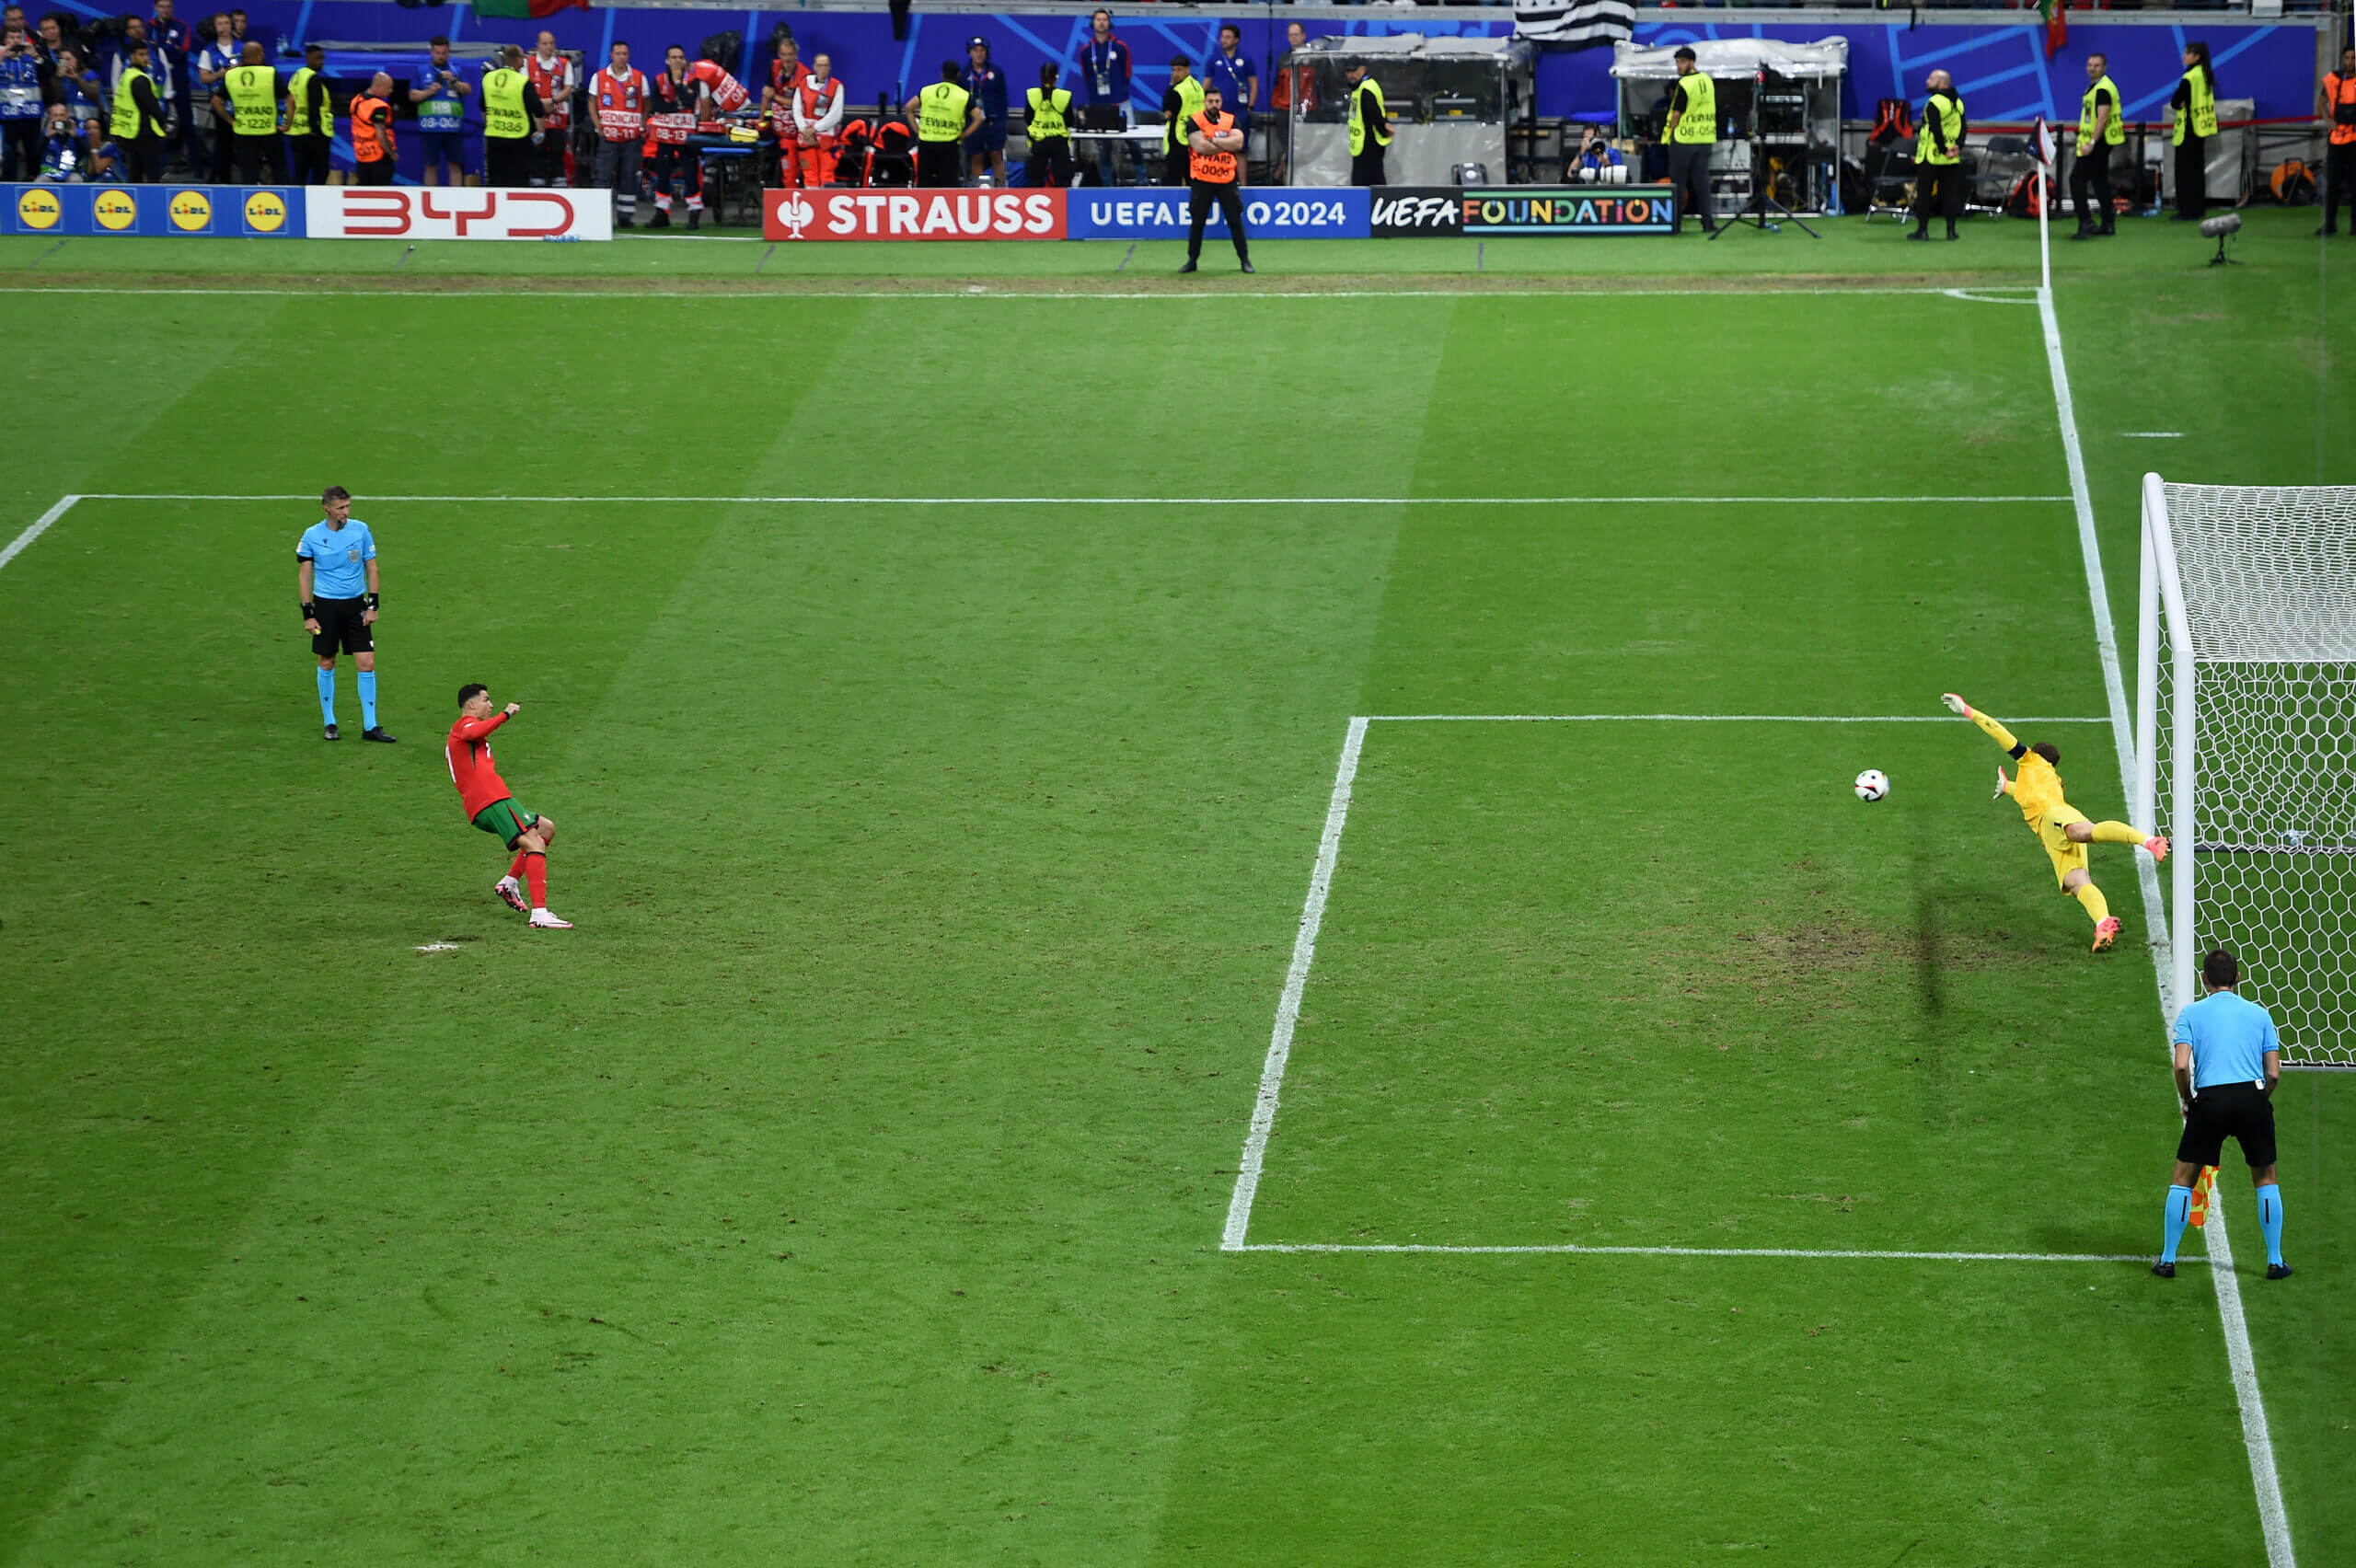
[1348,75,1389,156]
[224,63,276,135]
[1671,72,1716,144]
[483,68,530,140]
[2078,73,2123,148]
[591,67,645,141]
[1166,73,1203,153]
[916,81,969,142]
[1917,90,1963,165]
[1026,85,1070,141]
[2173,68,2216,145]
[351,92,392,160]
[1188,109,1236,182]
[284,65,327,135]
[110,65,164,137]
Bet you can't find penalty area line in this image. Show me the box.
[1233,1242,2200,1263]
[1220,716,1367,1252]
[1365,713,2114,724]
[64,492,2072,507]
[0,493,79,573]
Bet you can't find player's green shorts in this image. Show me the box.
[472,799,541,851]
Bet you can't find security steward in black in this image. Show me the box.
[1024,63,1073,189]
[481,45,549,190]
[1661,46,1716,236]
[2168,41,2217,221]
[1911,68,1966,241]
[1345,61,1391,187]
[909,60,980,188]
[284,43,333,187]
[2069,52,2121,239]
[1179,85,1252,275]
[1160,54,1202,186]
[110,40,169,183]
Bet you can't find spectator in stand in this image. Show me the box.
[1203,23,1253,174]
[1160,54,1200,186]
[100,14,149,103]
[961,35,1007,185]
[36,99,88,178]
[525,30,574,186]
[51,44,99,123]
[785,52,844,189]
[349,68,393,183]
[86,103,117,176]
[225,6,272,61]
[644,45,704,228]
[110,36,166,180]
[410,34,470,188]
[0,19,40,179]
[192,9,232,174]
[149,0,196,172]
[588,40,646,225]
[1076,8,1127,124]
[35,12,67,68]
[283,40,329,185]
[214,40,279,184]
[1022,61,1071,190]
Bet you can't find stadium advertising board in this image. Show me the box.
[4,183,299,237]
[304,187,613,241]
[1065,188,1369,241]
[763,188,1068,241]
[1370,186,1678,237]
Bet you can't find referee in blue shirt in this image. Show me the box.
[2157,947,2289,1279]
[296,485,394,744]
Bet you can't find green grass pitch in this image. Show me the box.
[2,212,2350,1564]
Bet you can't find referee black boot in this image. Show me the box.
[363,726,398,744]
[2267,1262,2293,1280]
[1177,259,1197,273]
[1240,259,1255,273]
[323,723,340,742]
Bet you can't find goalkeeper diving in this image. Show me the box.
[1940,694,2169,951]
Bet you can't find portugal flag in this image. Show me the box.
[2040,0,2068,59]
[475,0,588,18]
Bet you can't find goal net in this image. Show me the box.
[2137,478,2356,1066]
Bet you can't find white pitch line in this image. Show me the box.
[64,492,2071,507]
[1365,713,2114,724]
[2039,285,2293,1567]
[0,284,2030,302]
[1235,1242,2203,1262]
[1220,716,1368,1252]
[0,493,79,572]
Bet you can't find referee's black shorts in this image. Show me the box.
[310,595,374,658]
[2177,1081,2277,1169]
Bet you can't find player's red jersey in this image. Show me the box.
[446,712,514,817]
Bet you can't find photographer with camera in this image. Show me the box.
[1570,125,1625,184]
[35,100,88,179]
[0,18,40,179]
[409,34,470,188]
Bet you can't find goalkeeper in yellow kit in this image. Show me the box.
[1940,694,2170,951]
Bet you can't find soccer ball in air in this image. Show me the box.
[1854,769,1890,802]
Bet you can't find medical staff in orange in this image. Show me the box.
[785,53,845,188]
[589,41,648,225]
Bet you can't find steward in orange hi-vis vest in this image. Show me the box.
[591,64,646,141]
[1181,101,1252,272]
[1188,108,1237,183]
[784,71,847,187]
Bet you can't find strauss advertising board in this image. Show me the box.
[1371,187,1679,237]
[764,188,1068,241]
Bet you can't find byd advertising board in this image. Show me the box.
[1371,186,1678,237]
[764,188,1068,240]
[305,187,612,240]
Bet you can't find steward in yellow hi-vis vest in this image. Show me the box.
[480,46,548,190]
[2170,41,2219,220]
[283,45,333,186]
[1911,69,1966,242]
[908,61,976,188]
[2069,54,2122,239]
[1023,72,1074,190]
[1345,63,1390,188]
[216,43,281,186]
[1662,47,1716,235]
[108,43,167,182]
[1159,56,1202,186]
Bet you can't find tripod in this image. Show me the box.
[1710,134,1819,238]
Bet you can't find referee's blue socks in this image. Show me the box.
[2161,1184,2193,1264]
[2256,1182,2285,1267]
[317,667,337,727]
[357,670,377,731]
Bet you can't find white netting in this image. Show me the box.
[2154,483,2356,1066]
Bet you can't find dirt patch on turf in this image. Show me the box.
[9,268,2034,298]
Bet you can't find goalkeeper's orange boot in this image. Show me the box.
[2144,836,2170,862]
[2092,917,2121,952]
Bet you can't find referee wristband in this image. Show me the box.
[300,601,318,619]
[364,593,380,612]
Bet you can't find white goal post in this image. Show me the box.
[2136,475,2356,1067]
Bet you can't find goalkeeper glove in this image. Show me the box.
[1940,693,1971,718]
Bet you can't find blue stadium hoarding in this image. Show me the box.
[5,184,301,237]
[1370,186,1678,236]
[1067,187,1370,241]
